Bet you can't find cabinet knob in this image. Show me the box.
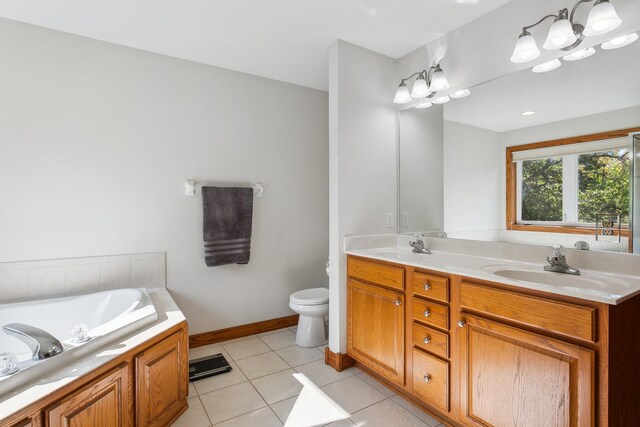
[423,336,431,344]
[457,320,466,328]
[423,309,431,317]
[423,374,431,383]
[394,299,402,306]
[423,283,431,291]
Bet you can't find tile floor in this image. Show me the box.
[176,327,445,427]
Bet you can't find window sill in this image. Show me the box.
[510,224,629,238]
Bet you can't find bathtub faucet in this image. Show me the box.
[2,323,63,360]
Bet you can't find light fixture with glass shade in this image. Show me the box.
[393,63,450,104]
[432,96,451,105]
[510,0,623,63]
[532,58,562,73]
[414,99,432,109]
[601,32,638,49]
[450,89,471,99]
[563,46,596,61]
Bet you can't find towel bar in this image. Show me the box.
[185,180,263,198]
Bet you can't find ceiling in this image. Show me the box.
[0,0,512,91]
[444,36,640,132]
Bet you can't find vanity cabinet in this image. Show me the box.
[345,254,640,426]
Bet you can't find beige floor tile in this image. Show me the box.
[356,371,396,397]
[214,407,282,426]
[289,326,298,333]
[276,346,324,367]
[190,343,224,360]
[258,327,292,337]
[200,382,267,424]
[259,330,297,350]
[223,337,272,360]
[189,381,198,397]
[251,369,304,405]
[390,395,441,427]
[294,360,356,388]
[323,420,356,427]
[320,376,386,414]
[193,359,248,395]
[351,399,429,427]
[173,397,211,427]
[270,387,351,427]
[236,352,290,380]
[218,335,257,345]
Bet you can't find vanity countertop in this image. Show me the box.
[346,246,640,305]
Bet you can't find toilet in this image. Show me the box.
[289,287,329,347]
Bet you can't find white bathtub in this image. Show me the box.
[0,288,157,394]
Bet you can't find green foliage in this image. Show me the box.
[578,150,630,224]
[521,158,563,222]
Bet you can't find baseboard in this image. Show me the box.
[189,314,299,348]
[324,347,356,372]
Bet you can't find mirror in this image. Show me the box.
[399,35,640,253]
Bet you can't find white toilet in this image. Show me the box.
[289,287,329,347]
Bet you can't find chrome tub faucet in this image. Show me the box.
[544,244,580,275]
[410,234,431,254]
[3,323,63,360]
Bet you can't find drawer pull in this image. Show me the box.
[423,374,431,383]
[423,336,431,344]
[424,309,431,317]
[394,299,402,306]
[458,320,466,328]
[423,283,431,291]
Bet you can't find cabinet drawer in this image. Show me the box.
[460,282,596,343]
[413,298,449,331]
[412,322,448,359]
[347,257,404,291]
[412,349,449,412]
[412,272,449,303]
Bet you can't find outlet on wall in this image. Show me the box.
[386,213,394,228]
[402,212,409,228]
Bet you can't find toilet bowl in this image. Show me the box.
[289,287,329,347]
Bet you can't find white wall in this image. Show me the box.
[328,40,398,354]
[444,120,501,233]
[399,106,444,234]
[0,18,329,334]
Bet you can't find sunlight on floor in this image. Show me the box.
[284,373,350,427]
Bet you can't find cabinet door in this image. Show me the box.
[136,330,188,427]
[347,279,405,385]
[47,364,130,427]
[459,315,594,427]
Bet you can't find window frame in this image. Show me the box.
[506,127,639,239]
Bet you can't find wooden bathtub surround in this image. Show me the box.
[345,254,640,426]
[2,321,189,427]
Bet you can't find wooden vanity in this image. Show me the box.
[346,255,640,426]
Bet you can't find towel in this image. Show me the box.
[202,186,253,266]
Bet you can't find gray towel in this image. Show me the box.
[202,186,253,266]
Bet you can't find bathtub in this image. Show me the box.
[0,288,157,395]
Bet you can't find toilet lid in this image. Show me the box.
[290,287,329,305]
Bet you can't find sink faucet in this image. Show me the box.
[3,323,63,360]
[544,244,580,275]
[410,234,431,254]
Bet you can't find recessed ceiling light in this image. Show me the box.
[532,59,562,73]
[521,111,536,116]
[563,46,596,61]
[432,96,451,104]
[450,89,471,99]
[601,32,638,49]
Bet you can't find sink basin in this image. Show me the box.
[490,268,605,288]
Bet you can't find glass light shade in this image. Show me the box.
[584,0,622,37]
[562,46,596,61]
[450,89,470,99]
[393,83,412,104]
[428,69,450,92]
[510,34,541,63]
[601,32,638,49]
[411,77,430,98]
[414,99,432,109]
[543,18,578,50]
[432,96,450,104]
[532,58,562,73]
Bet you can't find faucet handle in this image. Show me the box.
[550,244,566,257]
[414,233,424,241]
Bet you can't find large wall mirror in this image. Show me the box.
[399,34,640,254]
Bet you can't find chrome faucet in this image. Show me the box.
[3,323,63,360]
[544,244,580,275]
[410,234,431,254]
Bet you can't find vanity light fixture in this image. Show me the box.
[414,99,433,109]
[450,89,471,99]
[601,32,638,49]
[432,95,451,105]
[510,0,622,63]
[532,58,562,73]
[563,46,596,61]
[393,63,449,104]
